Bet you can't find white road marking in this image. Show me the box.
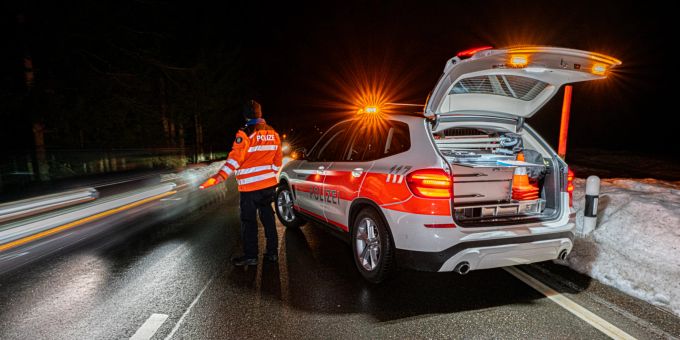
[505,266,637,340]
[130,313,168,340]
[527,264,676,339]
[164,275,215,340]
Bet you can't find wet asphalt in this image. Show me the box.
[0,186,678,339]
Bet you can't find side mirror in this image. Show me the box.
[293,147,307,160]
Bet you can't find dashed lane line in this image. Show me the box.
[527,263,678,340]
[505,266,636,340]
[130,313,169,340]
[163,274,215,340]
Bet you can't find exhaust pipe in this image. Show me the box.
[454,261,470,275]
[558,249,568,261]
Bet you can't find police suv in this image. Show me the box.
[275,46,620,283]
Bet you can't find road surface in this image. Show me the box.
[0,184,678,339]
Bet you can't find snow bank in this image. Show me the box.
[568,177,680,316]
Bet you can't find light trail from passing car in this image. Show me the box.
[0,190,177,252]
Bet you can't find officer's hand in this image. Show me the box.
[199,175,222,190]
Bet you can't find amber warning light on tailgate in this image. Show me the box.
[406,169,453,199]
[509,54,529,67]
[591,63,607,76]
[507,47,621,76]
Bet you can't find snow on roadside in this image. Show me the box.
[568,177,680,316]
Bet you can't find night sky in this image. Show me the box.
[0,1,674,154]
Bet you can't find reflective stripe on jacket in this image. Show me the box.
[217,124,282,192]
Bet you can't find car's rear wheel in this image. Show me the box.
[352,207,394,283]
[275,184,305,228]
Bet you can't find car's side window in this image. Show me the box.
[383,121,410,156]
[311,121,352,161]
[346,120,410,161]
[360,123,389,161]
[347,123,376,161]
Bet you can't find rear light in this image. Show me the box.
[424,223,456,228]
[406,169,453,199]
[456,46,493,58]
[566,168,575,207]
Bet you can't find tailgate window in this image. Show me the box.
[450,75,548,101]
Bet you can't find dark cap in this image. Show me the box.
[243,100,263,119]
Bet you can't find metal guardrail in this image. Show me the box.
[0,188,99,224]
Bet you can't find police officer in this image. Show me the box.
[200,100,282,266]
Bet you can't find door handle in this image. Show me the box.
[317,166,325,175]
[351,167,364,178]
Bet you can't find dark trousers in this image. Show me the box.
[239,186,277,259]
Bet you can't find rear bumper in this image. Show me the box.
[395,231,574,272]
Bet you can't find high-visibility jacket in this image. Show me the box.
[216,123,282,192]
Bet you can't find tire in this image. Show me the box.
[351,207,394,284]
[275,183,306,228]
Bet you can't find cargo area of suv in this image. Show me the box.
[421,47,620,226]
[431,121,564,226]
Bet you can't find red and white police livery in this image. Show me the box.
[275,46,620,283]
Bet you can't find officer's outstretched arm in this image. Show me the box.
[200,131,250,189]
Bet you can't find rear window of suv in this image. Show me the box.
[450,75,548,101]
